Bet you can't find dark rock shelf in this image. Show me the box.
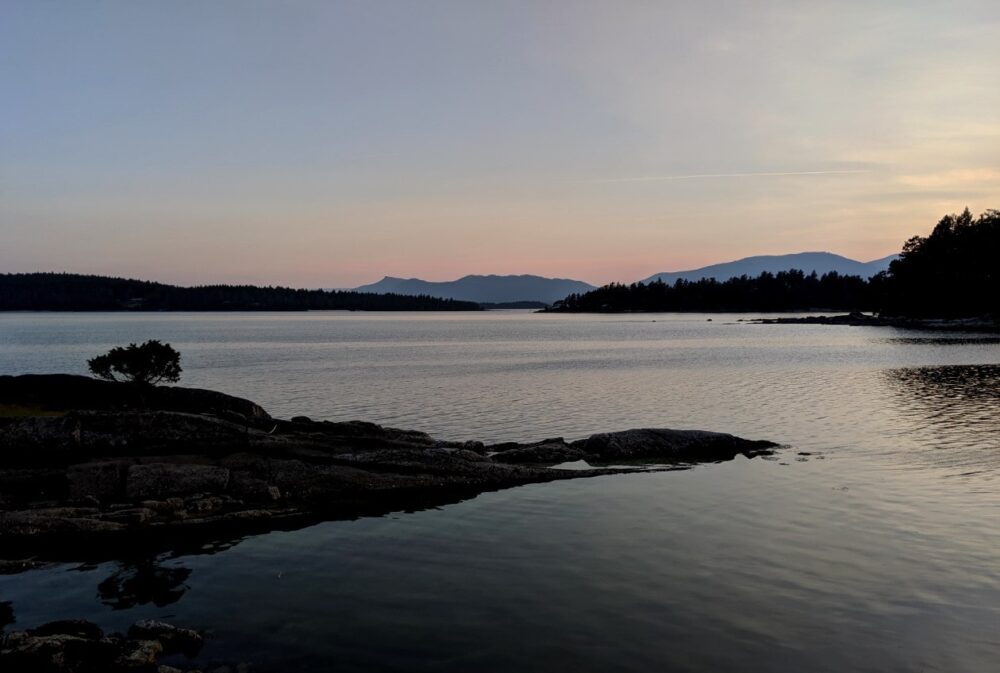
[0,375,777,559]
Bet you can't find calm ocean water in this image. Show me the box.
[2,311,999,672]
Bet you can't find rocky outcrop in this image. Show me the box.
[0,618,206,672]
[571,428,776,461]
[125,464,230,500]
[489,440,588,464]
[751,313,1000,332]
[0,412,256,465]
[0,375,778,555]
[488,429,775,464]
[0,374,270,422]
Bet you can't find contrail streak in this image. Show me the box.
[573,169,871,183]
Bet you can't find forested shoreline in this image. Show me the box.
[549,209,999,318]
[4,209,996,316]
[548,270,878,313]
[0,273,482,311]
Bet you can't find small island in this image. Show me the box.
[0,273,482,312]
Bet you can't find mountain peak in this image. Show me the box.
[640,251,897,285]
[354,274,596,304]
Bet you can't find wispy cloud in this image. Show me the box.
[571,170,873,184]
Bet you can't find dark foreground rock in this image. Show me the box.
[0,375,778,556]
[488,429,774,464]
[0,374,270,423]
[0,618,209,673]
[750,312,1000,332]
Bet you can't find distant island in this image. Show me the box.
[549,209,999,321]
[0,273,482,312]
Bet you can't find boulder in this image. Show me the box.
[0,631,119,673]
[570,428,777,461]
[119,638,163,668]
[0,617,211,673]
[127,620,202,657]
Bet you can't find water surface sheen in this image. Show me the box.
[1,311,998,672]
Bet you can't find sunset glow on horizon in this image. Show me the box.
[3,1,999,287]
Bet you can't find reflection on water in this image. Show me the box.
[882,365,1000,475]
[0,601,13,630]
[95,560,192,611]
[887,363,1000,403]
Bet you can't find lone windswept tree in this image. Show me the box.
[88,340,182,385]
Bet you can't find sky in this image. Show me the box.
[2,1,998,287]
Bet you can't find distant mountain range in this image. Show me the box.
[640,252,898,285]
[350,253,898,304]
[354,275,597,304]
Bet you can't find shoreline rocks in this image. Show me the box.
[750,312,1000,332]
[0,618,209,673]
[0,375,778,558]
[488,429,774,464]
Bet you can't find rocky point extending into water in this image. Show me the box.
[0,374,777,671]
[0,374,777,558]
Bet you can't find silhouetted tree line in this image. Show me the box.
[550,208,998,318]
[0,274,482,311]
[879,208,999,318]
[550,270,876,312]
